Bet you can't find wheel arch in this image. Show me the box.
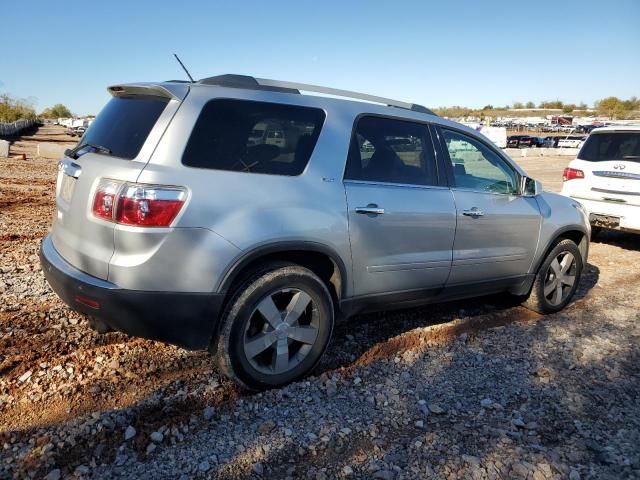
[532,225,589,275]
[217,241,348,305]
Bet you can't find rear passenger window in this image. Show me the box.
[183,99,325,175]
[344,116,438,186]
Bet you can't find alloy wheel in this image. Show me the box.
[544,251,577,306]
[243,288,319,375]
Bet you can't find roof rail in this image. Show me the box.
[196,74,435,115]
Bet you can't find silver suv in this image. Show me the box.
[40,75,590,390]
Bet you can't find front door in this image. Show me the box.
[437,127,541,286]
[344,116,456,297]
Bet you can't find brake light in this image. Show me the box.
[116,185,186,227]
[92,180,186,227]
[563,168,585,181]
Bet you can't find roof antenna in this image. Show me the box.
[173,53,195,83]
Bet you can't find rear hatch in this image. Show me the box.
[574,130,640,207]
[51,83,187,279]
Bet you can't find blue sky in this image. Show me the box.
[2,0,638,115]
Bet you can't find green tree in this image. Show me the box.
[595,97,628,119]
[41,103,72,119]
[563,104,576,114]
[0,93,36,122]
[525,101,535,109]
[482,104,494,110]
[539,100,564,109]
[512,102,524,109]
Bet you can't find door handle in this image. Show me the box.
[462,207,484,217]
[355,204,385,215]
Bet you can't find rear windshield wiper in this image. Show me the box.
[65,143,112,159]
[622,155,640,160]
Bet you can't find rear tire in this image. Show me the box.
[523,239,583,314]
[214,263,334,391]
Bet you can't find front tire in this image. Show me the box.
[523,239,583,314]
[214,264,334,391]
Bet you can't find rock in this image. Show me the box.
[252,462,264,475]
[199,460,211,472]
[480,398,493,408]
[146,443,156,454]
[258,420,276,434]
[124,426,136,440]
[511,418,526,428]
[203,406,215,420]
[343,465,354,476]
[373,470,394,480]
[414,420,424,428]
[150,431,164,443]
[569,470,580,480]
[18,370,32,383]
[353,377,362,385]
[44,469,61,480]
[428,403,445,414]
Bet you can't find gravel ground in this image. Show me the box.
[1,127,639,479]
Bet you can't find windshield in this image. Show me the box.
[579,132,640,162]
[79,95,169,160]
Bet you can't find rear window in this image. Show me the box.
[80,95,168,160]
[579,132,640,162]
[182,99,325,176]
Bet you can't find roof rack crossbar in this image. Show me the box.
[255,77,434,114]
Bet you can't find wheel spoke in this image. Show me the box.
[244,331,277,358]
[560,253,574,274]
[544,278,558,296]
[257,295,283,329]
[561,274,575,287]
[550,258,561,276]
[552,283,563,304]
[287,326,318,345]
[273,338,289,373]
[283,291,312,325]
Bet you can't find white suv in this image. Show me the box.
[561,126,640,235]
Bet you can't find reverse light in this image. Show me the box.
[563,168,585,181]
[92,180,186,227]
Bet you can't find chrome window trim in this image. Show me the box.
[343,179,449,191]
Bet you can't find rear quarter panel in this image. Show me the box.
[135,87,356,295]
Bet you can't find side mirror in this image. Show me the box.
[521,176,542,197]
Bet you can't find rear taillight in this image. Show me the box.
[92,179,121,220]
[563,168,585,181]
[116,185,186,227]
[92,180,186,227]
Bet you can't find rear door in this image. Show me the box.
[344,116,456,297]
[572,131,640,207]
[435,126,541,286]
[52,88,183,279]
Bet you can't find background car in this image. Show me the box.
[561,126,640,236]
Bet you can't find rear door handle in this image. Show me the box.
[355,204,385,215]
[462,207,484,217]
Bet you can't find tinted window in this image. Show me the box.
[80,95,168,160]
[183,100,325,175]
[579,132,640,162]
[345,116,438,186]
[442,129,518,194]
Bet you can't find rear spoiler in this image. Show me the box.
[107,82,189,101]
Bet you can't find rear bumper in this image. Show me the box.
[569,197,640,233]
[39,235,222,350]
